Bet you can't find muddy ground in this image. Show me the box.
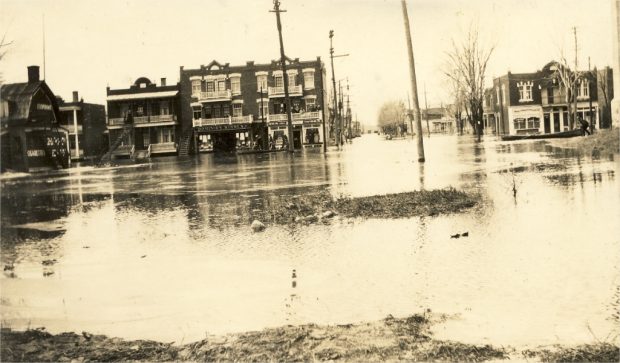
[264,187,480,226]
[2,314,618,362]
[546,128,619,158]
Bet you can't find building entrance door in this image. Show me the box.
[293,129,302,149]
[544,114,551,134]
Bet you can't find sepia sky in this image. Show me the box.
[0,0,614,127]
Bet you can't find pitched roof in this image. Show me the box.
[1,81,60,123]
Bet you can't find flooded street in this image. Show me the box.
[1,134,619,348]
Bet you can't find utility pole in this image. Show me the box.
[573,26,579,130]
[588,56,594,132]
[424,83,430,138]
[406,91,413,139]
[42,14,46,80]
[260,85,266,149]
[401,0,425,162]
[329,30,349,148]
[346,80,352,142]
[338,81,344,144]
[271,0,294,153]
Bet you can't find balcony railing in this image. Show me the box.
[150,142,177,154]
[194,90,232,102]
[268,85,302,97]
[108,114,177,126]
[267,111,321,123]
[193,115,254,127]
[108,118,126,126]
[231,115,253,124]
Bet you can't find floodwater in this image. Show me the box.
[1,134,618,348]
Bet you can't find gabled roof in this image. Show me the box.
[0,81,60,123]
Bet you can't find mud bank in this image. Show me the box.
[546,129,619,158]
[3,315,617,362]
[269,187,479,225]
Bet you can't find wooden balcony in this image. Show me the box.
[267,111,321,124]
[268,85,302,97]
[194,90,232,102]
[108,115,177,128]
[193,115,254,127]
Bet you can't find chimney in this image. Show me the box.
[27,65,40,83]
[72,91,79,102]
[160,78,166,86]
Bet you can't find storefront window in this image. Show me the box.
[305,128,320,144]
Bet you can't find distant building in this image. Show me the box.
[1,66,70,172]
[488,61,614,135]
[105,77,180,158]
[179,57,327,153]
[57,91,106,160]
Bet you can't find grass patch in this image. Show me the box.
[2,314,508,362]
[268,187,480,225]
[547,129,619,158]
[522,343,620,362]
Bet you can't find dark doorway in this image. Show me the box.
[553,112,560,133]
[544,114,551,134]
[293,130,302,149]
[212,132,236,152]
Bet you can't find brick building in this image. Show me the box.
[486,61,614,136]
[105,77,180,158]
[179,57,327,153]
[57,91,106,160]
[1,66,70,172]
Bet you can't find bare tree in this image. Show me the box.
[0,33,13,84]
[597,68,612,129]
[445,78,466,135]
[444,26,494,141]
[377,100,407,136]
[551,55,582,130]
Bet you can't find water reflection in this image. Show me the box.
[0,134,618,347]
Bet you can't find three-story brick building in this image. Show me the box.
[179,57,327,153]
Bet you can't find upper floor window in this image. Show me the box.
[136,106,144,116]
[218,80,226,91]
[501,85,506,104]
[257,75,268,92]
[288,73,296,87]
[206,82,215,92]
[191,80,201,95]
[577,79,589,99]
[517,81,533,102]
[305,98,316,111]
[233,103,242,117]
[275,75,284,88]
[231,77,241,95]
[303,71,315,89]
[496,87,500,105]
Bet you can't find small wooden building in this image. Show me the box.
[1,66,70,172]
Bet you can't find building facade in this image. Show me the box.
[106,77,180,158]
[488,61,614,136]
[1,66,70,172]
[179,57,327,153]
[57,91,106,160]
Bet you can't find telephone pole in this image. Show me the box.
[573,26,578,130]
[329,30,349,147]
[271,0,294,153]
[588,57,594,131]
[401,0,425,162]
[407,91,413,139]
[424,83,430,138]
